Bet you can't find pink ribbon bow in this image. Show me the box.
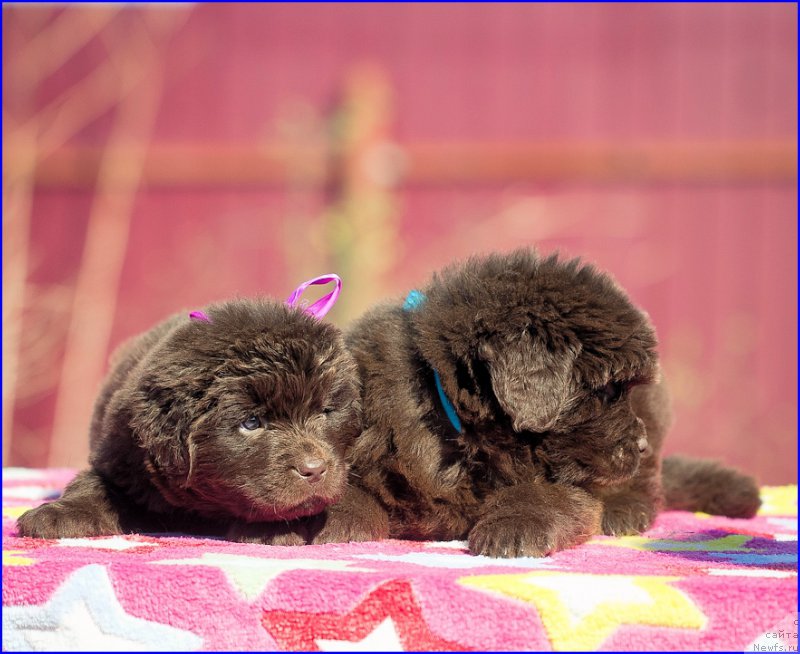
[284,273,342,320]
[189,274,342,323]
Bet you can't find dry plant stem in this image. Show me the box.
[2,125,37,462]
[325,64,400,323]
[9,7,120,99]
[47,26,167,467]
[3,6,121,464]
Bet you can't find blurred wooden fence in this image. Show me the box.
[3,4,797,482]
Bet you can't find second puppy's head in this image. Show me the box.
[124,299,361,522]
[410,249,658,487]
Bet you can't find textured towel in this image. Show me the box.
[3,468,797,651]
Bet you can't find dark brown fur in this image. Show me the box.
[314,249,760,557]
[17,299,361,543]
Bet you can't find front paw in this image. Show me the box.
[311,517,383,545]
[310,487,389,544]
[226,520,307,546]
[17,501,121,539]
[469,505,600,559]
[468,516,553,558]
[601,497,657,536]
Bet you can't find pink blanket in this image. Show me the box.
[3,468,797,651]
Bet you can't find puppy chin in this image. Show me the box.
[241,471,347,523]
[241,491,341,523]
[253,496,336,523]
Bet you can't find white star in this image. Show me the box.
[768,517,798,530]
[2,485,61,500]
[58,537,156,551]
[521,573,654,625]
[3,468,49,481]
[707,568,796,578]
[423,540,468,549]
[2,564,203,651]
[317,617,404,651]
[355,551,555,570]
[152,553,370,600]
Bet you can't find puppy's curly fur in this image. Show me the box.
[315,249,760,557]
[17,299,361,543]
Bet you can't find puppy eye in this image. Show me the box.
[240,416,262,431]
[597,381,624,405]
[322,407,335,416]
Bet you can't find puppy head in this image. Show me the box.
[410,248,658,486]
[128,299,361,522]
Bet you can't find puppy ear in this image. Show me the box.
[480,333,577,433]
[127,374,194,480]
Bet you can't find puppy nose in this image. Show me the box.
[294,459,327,483]
[637,437,649,453]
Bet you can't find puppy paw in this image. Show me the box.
[469,499,601,558]
[601,497,657,536]
[226,521,308,546]
[310,486,390,545]
[312,515,386,545]
[17,501,121,539]
[469,516,554,558]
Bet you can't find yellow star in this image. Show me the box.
[459,571,706,650]
[3,506,32,521]
[3,550,35,566]
[758,486,797,517]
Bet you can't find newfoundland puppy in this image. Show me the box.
[313,249,761,557]
[17,294,361,544]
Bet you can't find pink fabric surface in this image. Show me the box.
[3,468,797,651]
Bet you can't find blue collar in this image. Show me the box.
[432,369,463,434]
[403,290,463,434]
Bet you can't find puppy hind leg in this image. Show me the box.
[661,455,761,518]
[16,469,128,539]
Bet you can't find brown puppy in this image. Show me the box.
[17,298,361,544]
[315,249,760,557]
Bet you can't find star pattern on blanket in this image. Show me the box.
[261,579,467,651]
[459,571,706,650]
[3,550,34,566]
[3,474,797,652]
[2,564,203,651]
[152,553,370,601]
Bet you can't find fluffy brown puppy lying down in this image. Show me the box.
[17,297,361,544]
[315,249,761,557]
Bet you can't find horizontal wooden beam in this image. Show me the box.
[14,141,796,188]
[403,141,797,185]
